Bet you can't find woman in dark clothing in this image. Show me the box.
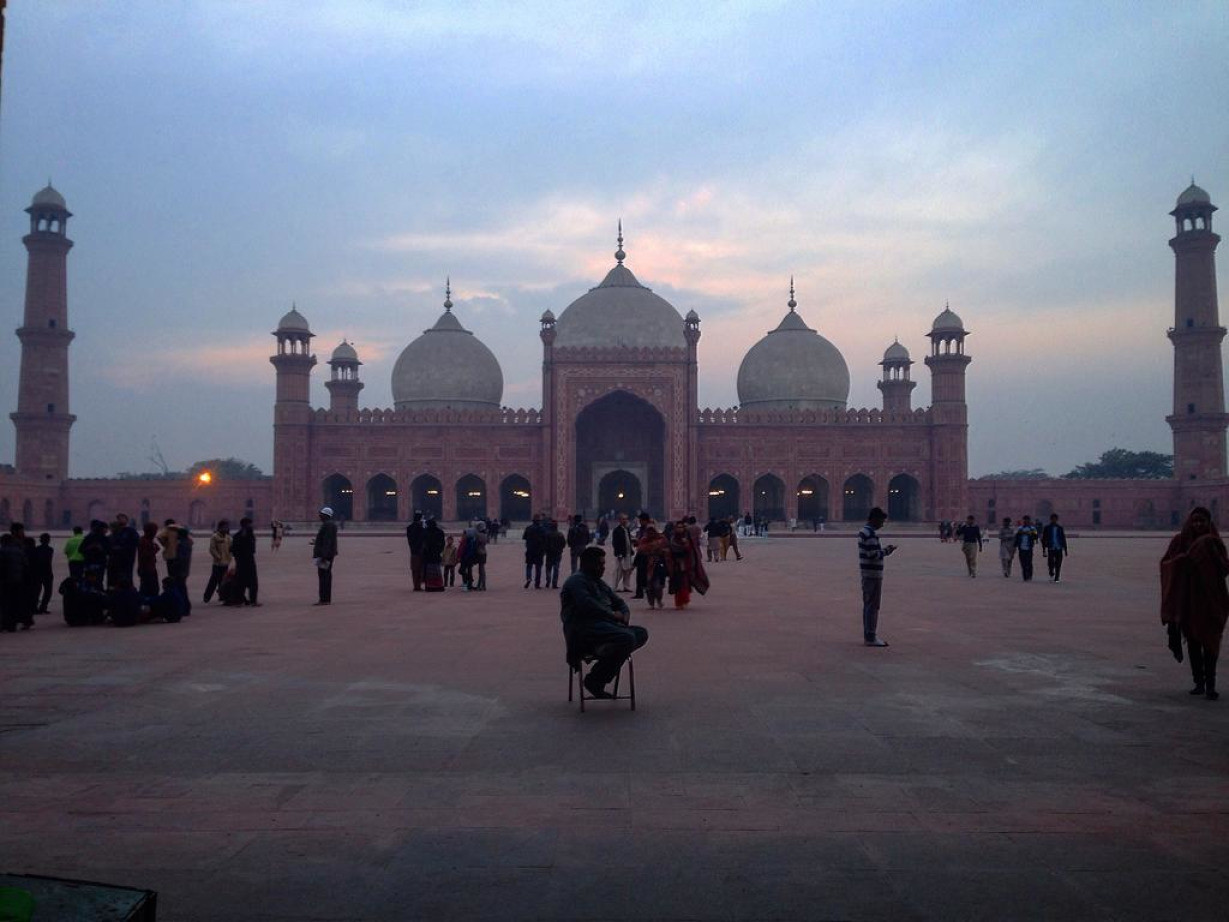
[639,526,668,610]
[137,521,160,598]
[422,518,447,592]
[1161,506,1229,700]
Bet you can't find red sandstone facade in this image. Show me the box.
[1,184,1224,531]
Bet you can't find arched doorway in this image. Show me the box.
[366,473,399,521]
[843,474,873,522]
[500,474,532,523]
[22,500,33,526]
[753,474,785,522]
[598,469,642,517]
[575,391,665,518]
[707,474,739,520]
[888,474,921,522]
[189,500,206,528]
[43,499,55,528]
[322,474,353,521]
[456,474,487,522]
[797,476,829,524]
[411,474,443,520]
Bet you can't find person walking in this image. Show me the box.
[406,511,426,591]
[956,515,983,577]
[610,514,634,592]
[0,533,32,631]
[544,519,567,589]
[270,520,285,552]
[1042,513,1068,583]
[566,514,591,575]
[639,525,668,609]
[232,517,260,605]
[666,520,709,609]
[724,515,742,561]
[523,515,547,589]
[203,519,232,603]
[312,507,338,605]
[858,507,897,647]
[442,535,458,588]
[1161,507,1229,700]
[1015,516,1039,582]
[31,533,54,614]
[997,516,1017,578]
[137,522,160,597]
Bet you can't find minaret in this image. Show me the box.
[924,303,971,520]
[270,304,316,519]
[1167,181,1225,482]
[11,184,76,482]
[325,340,363,412]
[877,338,916,414]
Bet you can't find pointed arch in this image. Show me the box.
[707,474,739,521]
[842,474,873,522]
[456,474,488,522]
[366,473,399,522]
[322,474,354,521]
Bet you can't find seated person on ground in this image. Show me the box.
[150,577,188,623]
[560,546,649,699]
[107,579,144,628]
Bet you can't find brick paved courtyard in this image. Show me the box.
[2,532,1227,921]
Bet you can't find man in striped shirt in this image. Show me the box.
[858,507,897,647]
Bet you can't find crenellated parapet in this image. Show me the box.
[552,345,689,364]
[698,406,931,426]
[311,406,543,425]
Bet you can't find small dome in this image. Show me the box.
[685,309,700,322]
[882,340,910,363]
[736,297,850,412]
[553,235,686,349]
[1177,182,1212,207]
[391,301,503,411]
[330,340,359,363]
[540,309,556,323]
[931,306,965,333]
[276,306,311,333]
[31,183,66,209]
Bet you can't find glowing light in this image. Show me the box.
[197,471,213,485]
[426,489,439,495]
[799,489,814,495]
[467,491,482,497]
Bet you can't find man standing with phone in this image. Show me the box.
[858,506,897,647]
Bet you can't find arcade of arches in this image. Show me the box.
[707,472,923,523]
[318,471,537,523]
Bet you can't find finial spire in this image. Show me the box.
[787,276,797,312]
[615,219,625,265]
[444,277,453,311]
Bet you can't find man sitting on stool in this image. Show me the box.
[561,546,649,699]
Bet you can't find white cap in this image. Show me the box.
[320,506,334,516]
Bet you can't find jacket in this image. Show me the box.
[209,532,233,566]
[314,521,338,560]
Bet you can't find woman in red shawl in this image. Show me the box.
[1160,506,1229,700]
[666,520,709,609]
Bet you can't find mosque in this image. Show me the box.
[0,183,1224,530]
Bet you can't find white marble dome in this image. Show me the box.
[276,306,311,333]
[883,340,910,362]
[736,293,850,412]
[31,184,67,209]
[931,306,965,333]
[330,340,359,363]
[1177,182,1212,207]
[391,299,503,411]
[553,237,686,349]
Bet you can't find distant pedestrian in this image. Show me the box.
[639,526,668,609]
[110,513,140,588]
[137,522,160,597]
[203,519,232,603]
[726,515,743,561]
[442,535,458,587]
[422,517,446,592]
[567,514,591,574]
[1042,514,1068,583]
[611,514,634,591]
[232,517,260,605]
[858,507,897,647]
[523,514,547,589]
[0,533,32,631]
[997,516,1017,578]
[1015,516,1039,582]
[312,506,338,605]
[544,519,567,589]
[406,511,425,591]
[64,525,85,579]
[956,515,983,577]
[270,520,285,552]
[32,533,54,614]
[1160,507,1228,701]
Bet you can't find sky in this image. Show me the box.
[0,0,1226,478]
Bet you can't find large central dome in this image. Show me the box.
[553,232,686,350]
[737,286,850,412]
[391,287,503,411]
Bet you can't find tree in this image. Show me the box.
[978,469,1049,480]
[186,458,266,480]
[1063,448,1172,480]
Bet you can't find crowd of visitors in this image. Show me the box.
[948,513,1068,582]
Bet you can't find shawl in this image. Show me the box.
[1160,510,1229,652]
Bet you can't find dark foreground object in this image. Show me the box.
[0,873,156,921]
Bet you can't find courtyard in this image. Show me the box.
[1,530,1227,921]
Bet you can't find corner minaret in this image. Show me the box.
[1167,181,1225,482]
[11,184,76,482]
[877,339,916,414]
[924,303,971,521]
[270,304,316,519]
[325,340,363,412]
